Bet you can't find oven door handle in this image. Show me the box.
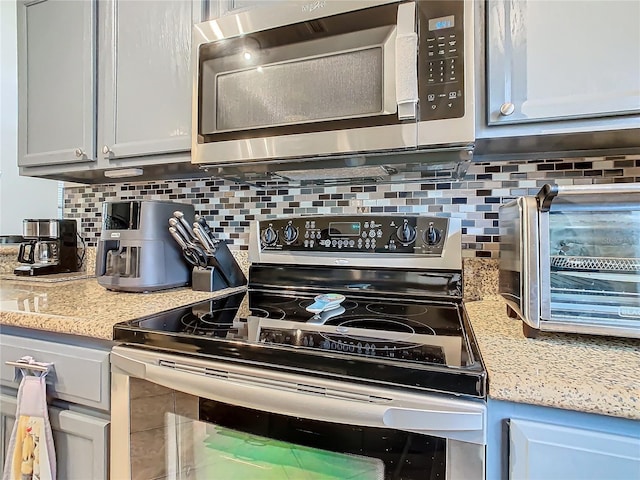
[111,348,486,445]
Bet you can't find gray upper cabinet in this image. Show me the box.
[99,0,202,162]
[479,0,640,154]
[486,0,640,125]
[17,0,96,167]
[18,0,206,182]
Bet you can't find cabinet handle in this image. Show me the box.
[499,102,516,116]
[74,148,85,158]
[102,145,112,155]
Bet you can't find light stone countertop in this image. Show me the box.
[0,249,251,340]
[465,295,640,420]
[1,254,638,420]
[0,277,247,340]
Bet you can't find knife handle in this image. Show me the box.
[168,218,192,245]
[194,215,212,235]
[168,227,188,249]
[173,211,196,240]
[193,225,215,255]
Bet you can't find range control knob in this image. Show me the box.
[396,220,416,245]
[424,225,442,245]
[282,223,298,244]
[261,226,278,246]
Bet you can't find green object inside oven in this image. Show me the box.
[191,425,384,479]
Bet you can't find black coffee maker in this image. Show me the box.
[14,219,79,276]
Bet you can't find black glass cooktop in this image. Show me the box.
[114,290,486,398]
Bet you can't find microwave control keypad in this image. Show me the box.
[419,4,465,121]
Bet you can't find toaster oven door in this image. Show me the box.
[499,196,541,328]
[539,184,640,337]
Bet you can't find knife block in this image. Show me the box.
[192,266,228,292]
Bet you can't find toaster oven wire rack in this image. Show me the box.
[550,256,640,273]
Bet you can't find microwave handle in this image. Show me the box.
[395,2,418,120]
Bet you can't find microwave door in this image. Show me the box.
[192,1,419,164]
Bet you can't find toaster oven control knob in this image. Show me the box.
[424,225,441,246]
[396,220,416,245]
[282,223,298,244]
[261,226,278,246]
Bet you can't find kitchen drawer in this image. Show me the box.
[0,333,110,411]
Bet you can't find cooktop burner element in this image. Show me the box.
[114,214,486,398]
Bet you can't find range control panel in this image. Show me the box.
[258,215,451,256]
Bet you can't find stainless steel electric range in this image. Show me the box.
[111,215,487,480]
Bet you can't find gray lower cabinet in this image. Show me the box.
[0,330,111,479]
[487,399,640,480]
[509,418,640,480]
[479,0,640,156]
[0,395,109,480]
[18,0,206,183]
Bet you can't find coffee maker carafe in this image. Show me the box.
[14,219,79,276]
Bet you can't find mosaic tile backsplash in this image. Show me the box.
[64,155,640,258]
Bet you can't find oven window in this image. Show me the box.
[169,414,384,478]
[172,399,446,480]
[127,377,446,480]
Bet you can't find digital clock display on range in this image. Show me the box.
[328,222,361,236]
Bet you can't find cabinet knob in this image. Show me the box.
[102,145,112,155]
[74,148,85,158]
[499,102,516,116]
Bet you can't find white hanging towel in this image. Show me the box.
[2,357,56,480]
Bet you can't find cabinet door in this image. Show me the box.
[0,394,109,480]
[509,418,640,480]
[486,0,640,126]
[17,0,96,167]
[0,333,111,412]
[99,0,204,161]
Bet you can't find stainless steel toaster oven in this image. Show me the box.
[499,183,640,339]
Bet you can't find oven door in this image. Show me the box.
[192,0,419,164]
[111,346,486,480]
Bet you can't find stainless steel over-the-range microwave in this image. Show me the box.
[500,183,640,339]
[191,0,475,184]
